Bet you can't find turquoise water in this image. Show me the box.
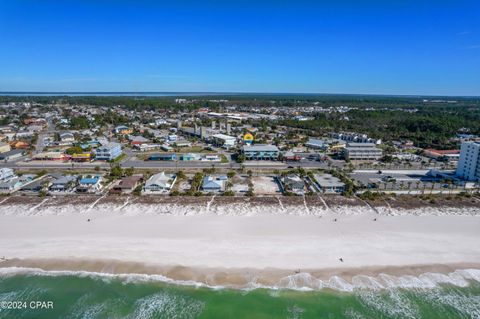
[1,269,479,319]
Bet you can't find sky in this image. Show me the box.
[0,0,479,95]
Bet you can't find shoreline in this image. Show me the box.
[1,196,479,291]
[1,258,480,291]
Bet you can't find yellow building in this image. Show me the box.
[72,153,92,162]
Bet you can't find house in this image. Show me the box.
[242,144,280,160]
[282,174,306,194]
[111,175,142,194]
[342,143,383,161]
[313,174,345,194]
[15,130,35,139]
[0,168,15,181]
[201,175,228,192]
[0,174,35,193]
[59,132,75,143]
[148,153,177,161]
[49,175,78,193]
[21,179,50,193]
[10,141,30,149]
[144,172,176,192]
[95,142,122,161]
[0,142,11,153]
[76,175,103,193]
[114,125,133,135]
[0,149,25,161]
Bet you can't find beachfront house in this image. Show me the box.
[282,174,306,194]
[144,172,176,193]
[49,175,78,193]
[313,174,345,194]
[0,168,15,181]
[76,175,103,193]
[201,175,228,192]
[0,174,35,193]
[94,142,122,161]
[111,175,142,194]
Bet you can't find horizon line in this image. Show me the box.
[0,91,479,98]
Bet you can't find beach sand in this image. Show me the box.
[0,195,479,289]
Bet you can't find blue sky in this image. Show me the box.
[0,0,479,95]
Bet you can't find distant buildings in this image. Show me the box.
[242,144,280,160]
[95,142,122,161]
[0,142,11,153]
[330,132,381,145]
[210,133,236,148]
[456,141,480,181]
[114,125,133,135]
[423,149,460,162]
[342,143,382,161]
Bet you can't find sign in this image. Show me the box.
[243,133,254,144]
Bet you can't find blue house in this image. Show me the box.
[148,153,177,161]
[201,175,227,192]
[95,142,122,161]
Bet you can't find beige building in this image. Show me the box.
[0,142,11,154]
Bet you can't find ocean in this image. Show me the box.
[0,268,479,319]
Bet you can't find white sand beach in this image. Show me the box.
[0,196,479,289]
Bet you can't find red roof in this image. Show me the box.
[424,149,460,155]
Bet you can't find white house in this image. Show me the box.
[144,172,176,193]
[0,168,15,181]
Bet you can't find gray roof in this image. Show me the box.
[314,174,345,188]
[242,144,279,152]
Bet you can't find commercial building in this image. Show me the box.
[423,149,460,161]
[33,152,71,161]
[342,143,382,161]
[305,138,329,151]
[242,144,279,160]
[95,142,122,161]
[210,134,236,148]
[456,141,480,181]
[148,153,177,161]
